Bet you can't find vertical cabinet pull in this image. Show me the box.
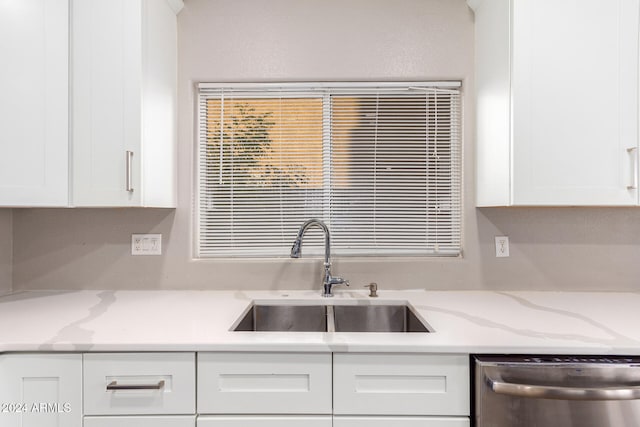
[628,147,638,190]
[126,150,134,192]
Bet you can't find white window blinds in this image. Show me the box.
[197,83,462,258]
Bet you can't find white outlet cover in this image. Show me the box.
[131,234,162,255]
[495,236,509,257]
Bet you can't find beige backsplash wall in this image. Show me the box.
[0,210,12,295]
[11,0,640,291]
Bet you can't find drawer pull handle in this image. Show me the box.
[107,380,165,391]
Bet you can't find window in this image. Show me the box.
[196,82,461,258]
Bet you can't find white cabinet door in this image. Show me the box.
[472,0,640,206]
[333,353,469,416]
[0,353,82,427]
[334,416,470,427]
[512,0,640,205]
[72,0,142,207]
[84,415,195,427]
[197,416,332,427]
[0,0,68,206]
[198,352,332,415]
[72,0,178,207]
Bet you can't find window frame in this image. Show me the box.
[195,82,463,259]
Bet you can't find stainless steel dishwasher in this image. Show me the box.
[475,355,640,426]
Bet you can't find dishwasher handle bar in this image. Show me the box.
[486,373,640,401]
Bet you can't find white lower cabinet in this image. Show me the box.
[1,351,470,427]
[197,416,332,427]
[197,352,333,427]
[0,353,82,427]
[334,416,470,427]
[84,415,195,427]
[82,353,196,427]
[83,352,196,416]
[333,353,470,416]
[197,352,332,415]
[197,352,469,426]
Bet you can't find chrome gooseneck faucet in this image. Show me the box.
[290,219,349,297]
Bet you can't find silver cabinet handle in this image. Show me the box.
[628,147,638,190]
[107,380,165,391]
[126,150,134,192]
[486,374,640,401]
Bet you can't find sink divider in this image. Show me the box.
[326,305,335,333]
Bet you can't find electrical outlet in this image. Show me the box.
[131,234,162,255]
[495,236,509,257]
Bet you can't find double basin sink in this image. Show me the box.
[233,302,431,333]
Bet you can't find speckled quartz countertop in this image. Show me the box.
[1,289,639,354]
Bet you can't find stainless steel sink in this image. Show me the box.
[233,302,430,333]
[233,304,328,332]
[333,304,430,332]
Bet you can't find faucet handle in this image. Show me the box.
[322,276,349,297]
[331,277,349,286]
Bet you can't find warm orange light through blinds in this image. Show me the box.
[205,98,324,189]
[197,83,461,257]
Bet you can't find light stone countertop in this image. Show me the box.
[1,289,639,354]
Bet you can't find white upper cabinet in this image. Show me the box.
[0,0,180,208]
[0,0,69,207]
[471,0,640,206]
[72,0,180,207]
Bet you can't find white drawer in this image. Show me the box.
[197,415,332,427]
[334,416,470,427]
[197,352,332,414]
[84,415,195,427]
[83,353,195,415]
[333,353,469,416]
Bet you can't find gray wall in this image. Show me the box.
[11,0,640,291]
[0,210,12,295]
